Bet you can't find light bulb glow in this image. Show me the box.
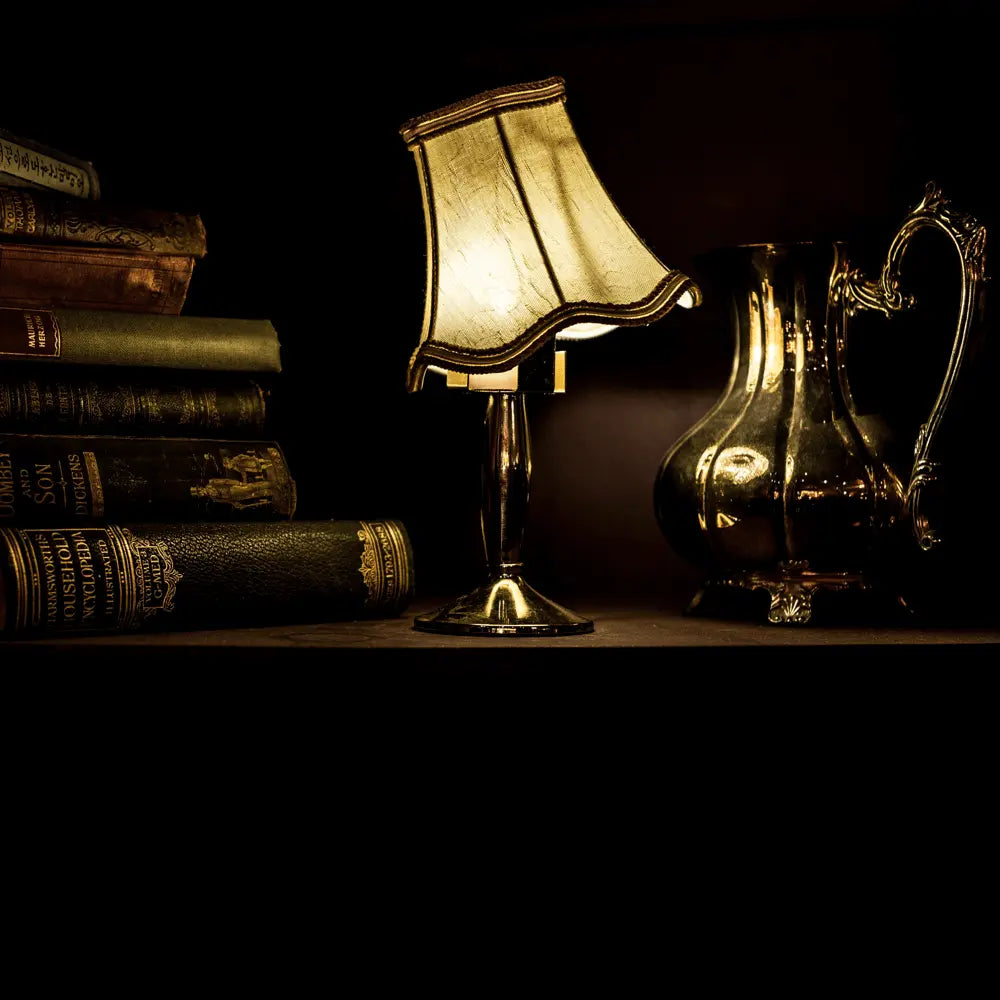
[556,321,619,341]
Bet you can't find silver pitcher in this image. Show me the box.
[654,183,989,624]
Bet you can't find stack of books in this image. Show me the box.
[0,129,413,638]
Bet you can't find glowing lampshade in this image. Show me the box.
[400,76,700,392]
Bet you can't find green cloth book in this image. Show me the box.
[0,306,281,372]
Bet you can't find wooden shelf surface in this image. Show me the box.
[5,598,997,662]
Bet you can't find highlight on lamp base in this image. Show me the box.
[413,572,593,637]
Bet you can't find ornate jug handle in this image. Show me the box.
[843,181,988,551]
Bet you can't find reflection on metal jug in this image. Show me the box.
[654,183,989,624]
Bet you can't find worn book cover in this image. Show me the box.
[0,186,205,256]
[0,519,414,635]
[0,129,100,199]
[0,243,194,314]
[0,434,296,524]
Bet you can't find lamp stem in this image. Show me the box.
[412,387,592,635]
[481,391,530,577]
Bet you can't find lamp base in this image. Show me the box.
[414,575,594,636]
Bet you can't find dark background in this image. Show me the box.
[5,0,994,614]
[4,3,994,924]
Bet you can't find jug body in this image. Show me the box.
[655,241,905,623]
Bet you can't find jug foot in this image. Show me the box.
[688,566,906,625]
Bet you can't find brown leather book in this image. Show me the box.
[0,242,194,314]
[0,186,205,256]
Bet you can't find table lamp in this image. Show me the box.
[400,76,700,635]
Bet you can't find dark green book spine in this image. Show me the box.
[0,519,413,636]
[0,371,267,436]
[0,306,282,372]
[0,434,296,525]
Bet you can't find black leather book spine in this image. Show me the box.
[0,371,267,436]
[0,434,296,524]
[0,520,413,635]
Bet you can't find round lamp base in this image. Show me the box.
[414,575,594,636]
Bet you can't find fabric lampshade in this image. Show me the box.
[400,76,701,392]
